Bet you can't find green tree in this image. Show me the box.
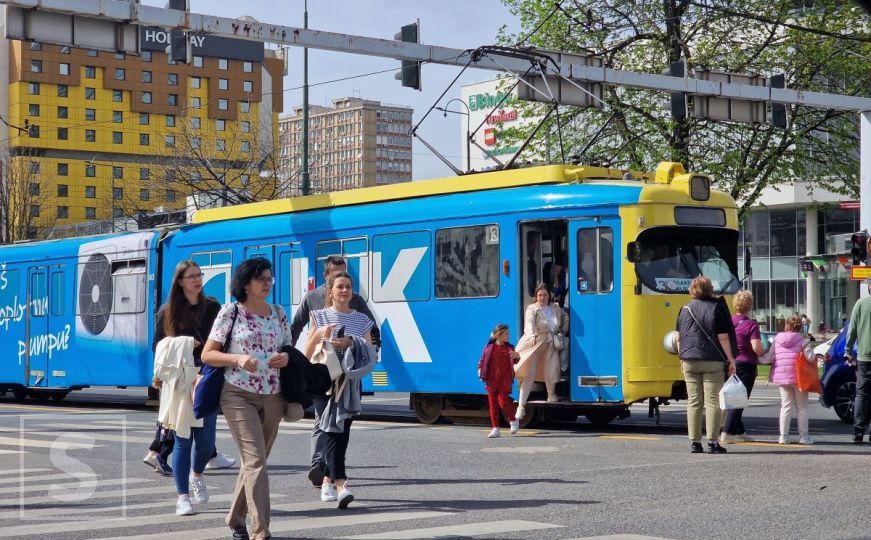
[498,0,870,212]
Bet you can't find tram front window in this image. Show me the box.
[635,227,740,294]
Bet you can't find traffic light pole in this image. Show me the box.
[301,0,310,196]
[862,112,871,298]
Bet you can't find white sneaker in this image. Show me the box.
[509,420,519,434]
[190,474,208,504]
[778,435,790,445]
[487,428,501,438]
[736,433,754,442]
[205,451,236,470]
[719,433,740,444]
[516,406,526,420]
[337,486,354,509]
[320,482,337,502]
[175,496,194,516]
[799,434,814,445]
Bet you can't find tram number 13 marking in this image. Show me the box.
[485,225,499,245]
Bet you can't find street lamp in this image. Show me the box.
[435,98,471,173]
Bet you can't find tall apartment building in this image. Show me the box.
[0,27,284,240]
[279,97,412,196]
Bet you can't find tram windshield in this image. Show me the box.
[634,227,740,294]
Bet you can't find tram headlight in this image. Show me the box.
[663,330,679,354]
[690,175,710,201]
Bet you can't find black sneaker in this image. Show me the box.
[231,525,249,540]
[690,442,704,453]
[853,432,864,444]
[154,455,173,476]
[307,463,325,488]
[708,441,728,454]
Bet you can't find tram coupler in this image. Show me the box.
[648,397,670,425]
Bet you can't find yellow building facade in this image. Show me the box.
[1,32,284,239]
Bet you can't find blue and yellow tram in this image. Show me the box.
[0,162,739,423]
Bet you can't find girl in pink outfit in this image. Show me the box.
[478,324,520,438]
[760,315,816,445]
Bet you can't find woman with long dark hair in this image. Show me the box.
[153,260,223,515]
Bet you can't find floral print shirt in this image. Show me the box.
[208,303,291,394]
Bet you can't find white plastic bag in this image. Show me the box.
[719,374,749,410]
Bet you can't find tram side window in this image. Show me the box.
[316,237,369,301]
[373,231,431,302]
[577,227,614,293]
[30,272,47,317]
[435,225,500,298]
[51,271,65,316]
[191,250,233,303]
[0,269,21,321]
[111,259,147,314]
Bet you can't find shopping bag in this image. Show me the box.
[796,351,823,394]
[719,374,749,410]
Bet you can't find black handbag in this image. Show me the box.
[193,304,238,419]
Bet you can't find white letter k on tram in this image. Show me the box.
[371,247,432,363]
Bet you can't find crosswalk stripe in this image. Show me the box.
[339,519,562,539]
[26,430,155,445]
[0,492,281,521]
[0,471,98,486]
[97,510,454,540]
[0,435,103,450]
[0,499,337,537]
[0,481,163,507]
[0,450,23,455]
[568,535,674,540]
[0,476,149,496]
[0,468,48,477]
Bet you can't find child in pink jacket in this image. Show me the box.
[760,315,815,445]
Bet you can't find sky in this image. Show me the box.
[143,0,522,180]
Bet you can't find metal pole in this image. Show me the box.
[301,0,310,196]
[861,111,871,298]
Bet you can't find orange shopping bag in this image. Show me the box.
[796,351,822,394]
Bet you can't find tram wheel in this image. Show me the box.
[517,406,540,429]
[11,386,27,402]
[50,391,69,402]
[411,394,443,424]
[585,410,618,427]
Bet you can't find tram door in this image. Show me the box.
[25,266,51,387]
[568,217,622,402]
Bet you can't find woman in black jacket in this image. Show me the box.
[675,276,736,454]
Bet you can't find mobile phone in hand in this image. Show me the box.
[335,325,345,339]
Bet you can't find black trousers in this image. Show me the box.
[149,422,219,460]
[722,362,757,435]
[854,362,871,433]
[311,395,328,468]
[149,422,174,461]
[325,418,353,481]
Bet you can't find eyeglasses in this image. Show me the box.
[182,273,204,281]
[254,276,275,285]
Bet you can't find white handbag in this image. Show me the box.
[312,341,343,381]
[552,333,565,351]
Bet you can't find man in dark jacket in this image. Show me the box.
[290,255,380,488]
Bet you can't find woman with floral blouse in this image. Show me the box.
[202,258,290,540]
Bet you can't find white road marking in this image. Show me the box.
[340,519,562,539]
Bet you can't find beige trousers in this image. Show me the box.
[681,360,725,442]
[220,382,285,540]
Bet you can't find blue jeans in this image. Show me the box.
[172,410,217,495]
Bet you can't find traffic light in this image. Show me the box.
[167,0,191,64]
[851,231,868,266]
[394,21,421,91]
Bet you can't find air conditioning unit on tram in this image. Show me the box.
[76,234,151,343]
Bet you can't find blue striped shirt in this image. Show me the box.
[312,307,374,341]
